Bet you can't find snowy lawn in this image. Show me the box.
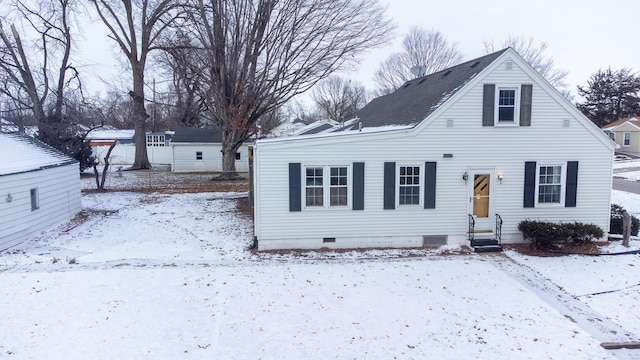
[1,170,640,358]
[614,158,640,182]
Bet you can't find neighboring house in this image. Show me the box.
[269,120,307,137]
[602,117,640,155]
[0,133,82,250]
[171,127,250,173]
[87,129,173,165]
[252,48,615,251]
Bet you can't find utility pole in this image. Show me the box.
[152,79,157,132]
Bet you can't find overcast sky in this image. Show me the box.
[74,0,639,102]
[353,0,640,99]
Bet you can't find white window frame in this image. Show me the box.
[146,134,166,147]
[624,132,631,146]
[195,151,203,161]
[396,164,424,207]
[607,131,615,141]
[303,165,350,209]
[494,85,521,126]
[535,164,565,206]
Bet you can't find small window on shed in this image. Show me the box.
[30,188,39,211]
[235,152,241,160]
[196,151,203,160]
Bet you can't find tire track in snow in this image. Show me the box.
[492,256,640,359]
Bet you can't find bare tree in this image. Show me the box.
[483,36,569,89]
[182,0,393,178]
[374,27,463,95]
[312,76,368,123]
[90,0,182,169]
[159,30,204,128]
[0,0,79,141]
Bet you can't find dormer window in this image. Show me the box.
[498,88,516,121]
[496,86,520,125]
[483,84,532,127]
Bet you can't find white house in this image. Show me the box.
[171,127,250,173]
[0,133,82,250]
[253,48,615,251]
[602,117,640,155]
[87,129,174,165]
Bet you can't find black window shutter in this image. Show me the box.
[520,84,532,127]
[289,163,301,212]
[523,161,536,208]
[482,84,495,127]
[424,162,437,209]
[565,161,578,207]
[383,162,396,210]
[353,162,365,210]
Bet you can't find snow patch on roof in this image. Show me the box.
[256,124,414,144]
[0,133,76,176]
[86,129,135,140]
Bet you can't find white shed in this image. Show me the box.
[171,127,250,173]
[253,48,615,251]
[0,133,82,250]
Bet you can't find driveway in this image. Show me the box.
[613,177,640,194]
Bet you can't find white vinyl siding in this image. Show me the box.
[172,143,250,172]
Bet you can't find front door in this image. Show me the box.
[468,170,494,231]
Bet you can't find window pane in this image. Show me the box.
[306,187,323,206]
[498,89,516,122]
[538,166,562,204]
[329,166,348,207]
[498,107,514,121]
[305,167,324,206]
[398,166,421,205]
[330,187,347,206]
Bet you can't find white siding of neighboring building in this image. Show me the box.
[0,163,82,250]
[254,53,614,250]
[93,144,173,165]
[172,143,250,173]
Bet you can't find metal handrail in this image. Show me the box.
[495,214,503,245]
[468,214,475,242]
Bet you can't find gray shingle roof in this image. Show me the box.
[171,127,223,143]
[357,49,509,128]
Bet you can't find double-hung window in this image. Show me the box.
[537,165,562,204]
[624,132,631,146]
[305,165,349,208]
[398,165,422,206]
[495,86,519,125]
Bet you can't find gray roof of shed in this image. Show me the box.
[171,127,223,143]
[356,49,508,128]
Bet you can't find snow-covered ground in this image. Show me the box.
[1,169,640,359]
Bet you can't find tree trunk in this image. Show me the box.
[218,130,242,180]
[130,62,151,170]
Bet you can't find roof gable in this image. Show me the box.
[0,133,77,176]
[602,117,640,131]
[172,127,223,143]
[356,49,509,128]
